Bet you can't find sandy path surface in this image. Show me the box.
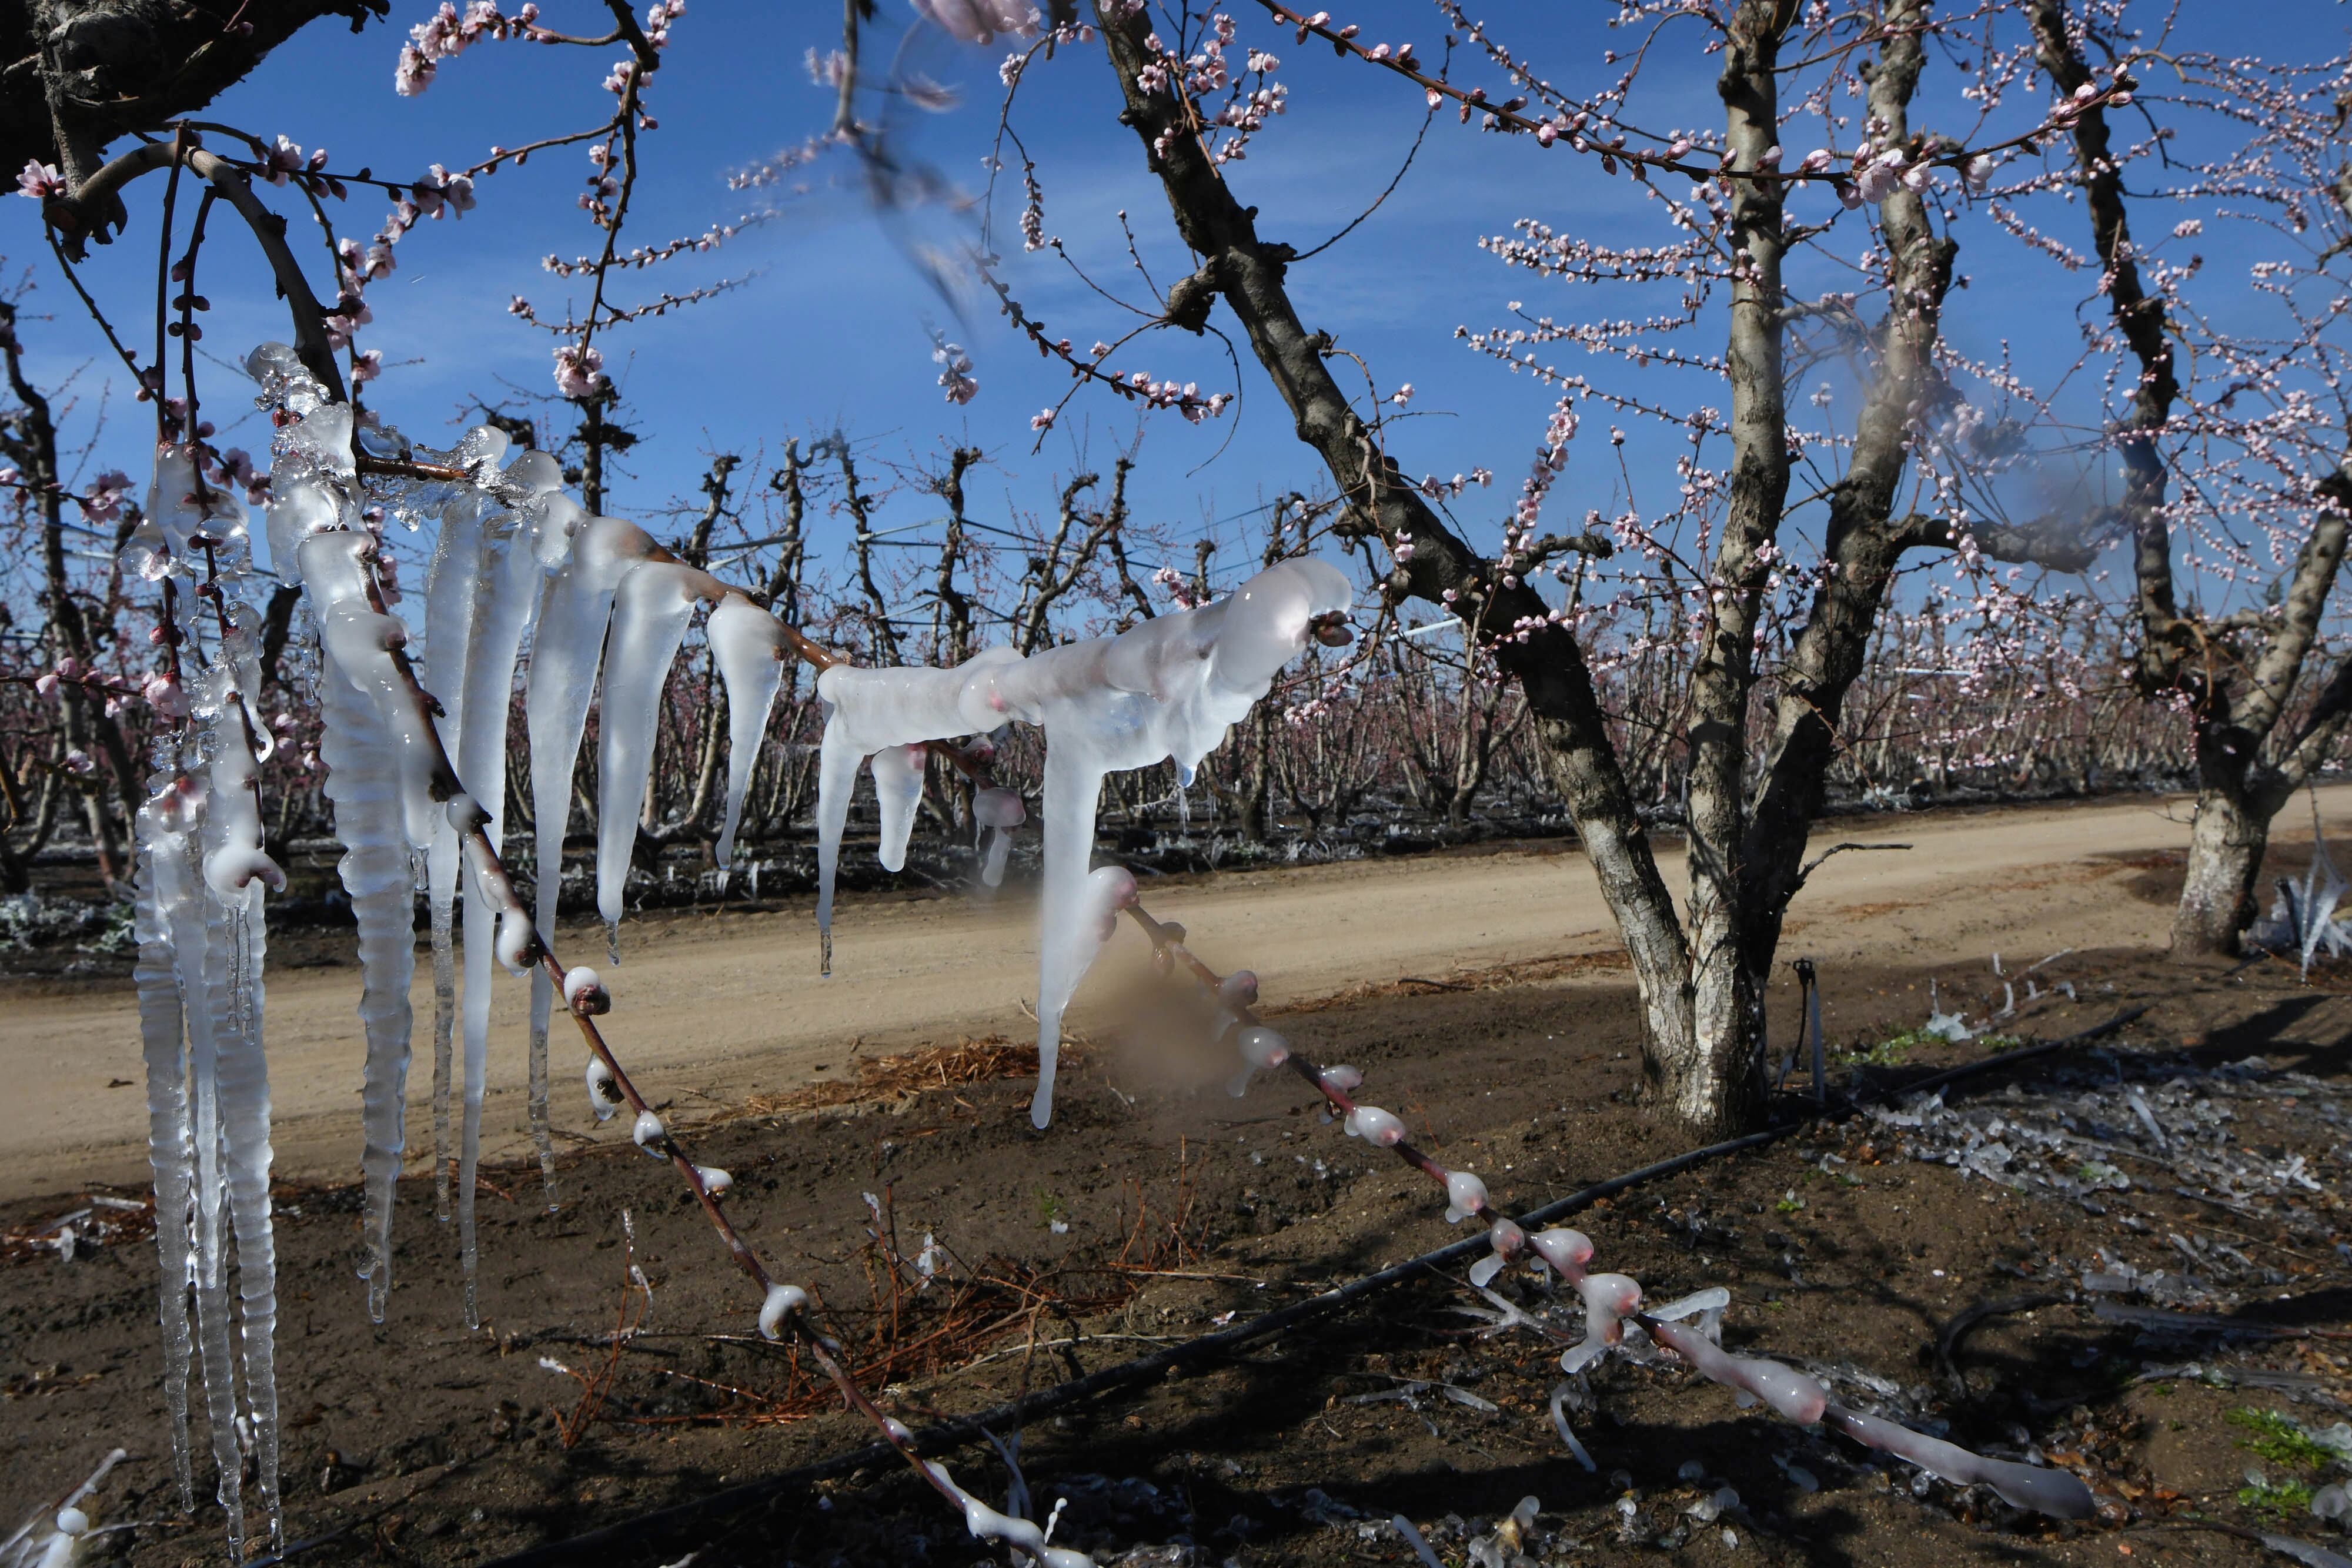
[6,787,2338,1200]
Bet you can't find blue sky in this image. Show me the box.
[6,1,2345,610]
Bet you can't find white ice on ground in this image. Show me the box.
[917,1460,1094,1568]
[1823,1405,2093,1517]
[1643,1317,1825,1423]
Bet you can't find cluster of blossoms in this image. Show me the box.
[1149,564,1200,607]
[395,0,539,96]
[927,338,978,406]
[553,343,607,399]
[256,135,348,199]
[1133,15,1289,165]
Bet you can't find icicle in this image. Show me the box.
[1560,1273,1641,1375]
[202,691,285,1549]
[306,611,415,1320]
[594,560,706,937]
[1030,858,1137,1127]
[449,490,545,1326]
[810,647,1028,970]
[524,513,653,1204]
[973,786,1024,888]
[132,804,196,1510]
[421,493,489,1222]
[871,743,928,872]
[705,594,787,870]
[167,777,244,1556]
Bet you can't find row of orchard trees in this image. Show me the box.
[0,0,2346,1142]
[0,409,2201,898]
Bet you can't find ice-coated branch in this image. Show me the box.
[1114,890,2096,1521]
[803,554,1353,1125]
[242,347,1090,1567]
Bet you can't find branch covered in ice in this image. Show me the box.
[806,556,1353,1126]
[1114,890,2097,1522]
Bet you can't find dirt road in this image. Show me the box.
[4,787,2333,1199]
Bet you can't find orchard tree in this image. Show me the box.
[897,0,2141,1135]
[2023,2,2352,956]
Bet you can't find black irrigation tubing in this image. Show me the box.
[479,1002,2153,1568]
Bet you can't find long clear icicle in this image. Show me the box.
[132,800,196,1513]
[594,560,703,942]
[202,693,286,1552]
[524,514,654,1194]
[450,492,541,1326]
[497,456,577,1202]
[420,491,490,1221]
[303,533,419,1318]
[176,802,242,1557]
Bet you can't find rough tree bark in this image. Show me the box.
[2029,0,2352,957]
[4,1,386,195]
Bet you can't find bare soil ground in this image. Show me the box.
[4,793,2350,1567]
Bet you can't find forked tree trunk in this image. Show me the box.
[2173,778,2266,957]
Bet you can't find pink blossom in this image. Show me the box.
[145,677,188,724]
[262,136,306,185]
[15,161,65,200]
[79,471,131,523]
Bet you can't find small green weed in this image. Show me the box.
[2237,1477,2315,1516]
[2230,1407,2337,1470]
[1846,1029,1930,1068]
[1035,1189,1070,1229]
[1979,1034,2026,1053]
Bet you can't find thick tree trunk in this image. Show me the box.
[2173,778,2266,957]
[5,2,387,192]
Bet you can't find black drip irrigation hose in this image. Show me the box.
[471,1002,2153,1568]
